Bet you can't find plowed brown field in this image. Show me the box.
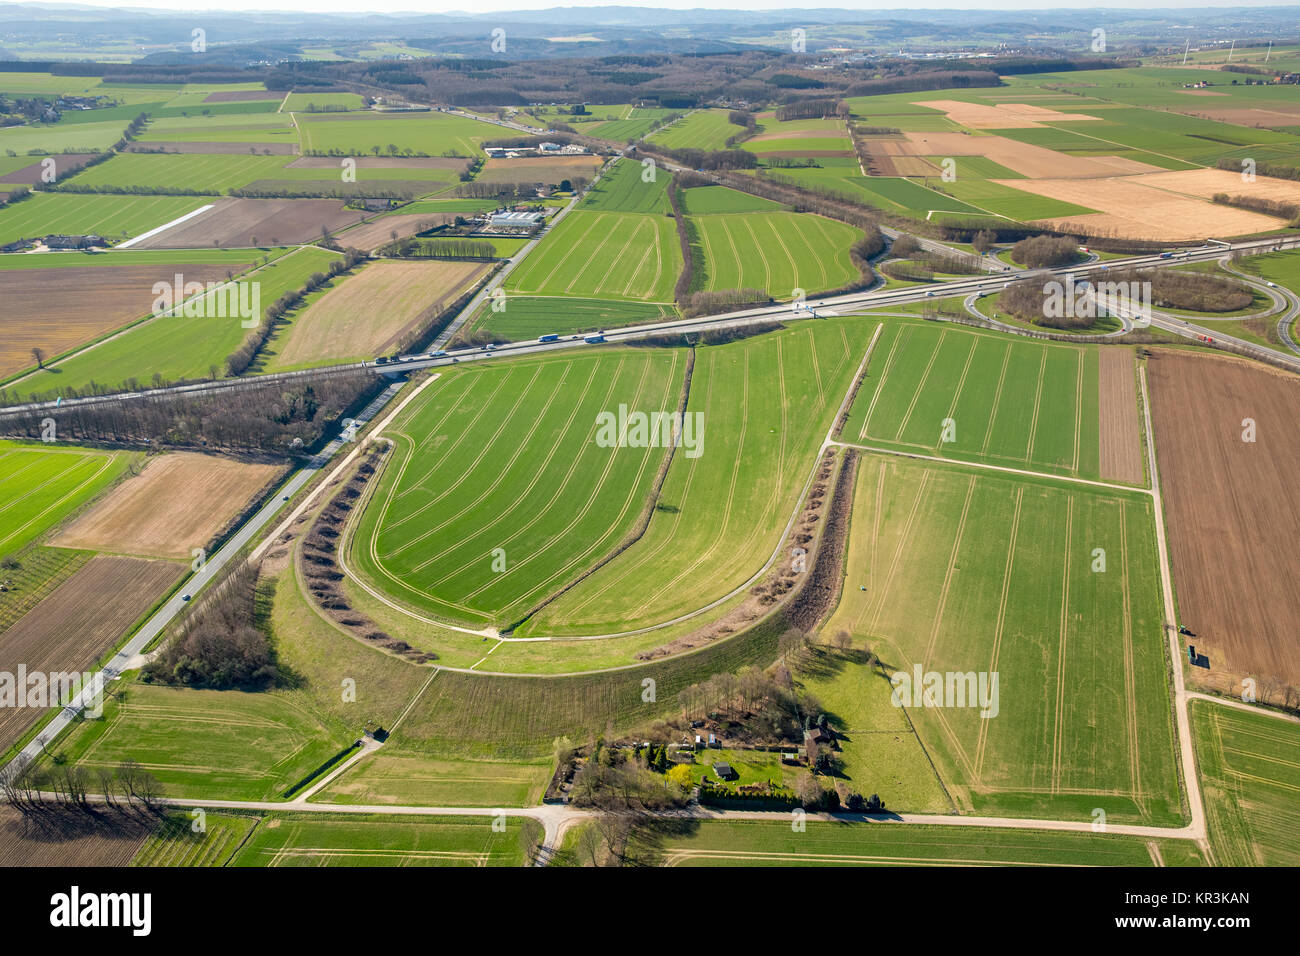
[129,197,366,249]
[0,806,150,866]
[2,262,251,379]
[1147,350,1300,691]
[53,452,281,559]
[1098,347,1143,484]
[0,555,179,750]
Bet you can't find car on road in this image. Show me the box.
[182,594,191,602]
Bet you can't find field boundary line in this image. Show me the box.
[830,441,1149,495]
[388,667,441,735]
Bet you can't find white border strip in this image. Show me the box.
[117,202,215,248]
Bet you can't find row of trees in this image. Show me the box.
[1212,190,1300,225]
[1,369,382,455]
[2,758,165,816]
[774,98,846,122]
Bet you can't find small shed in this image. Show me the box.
[712,762,736,781]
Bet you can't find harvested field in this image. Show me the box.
[53,452,282,559]
[128,197,366,249]
[1127,167,1300,204]
[1147,350,1300,690]
[203,90,278,102]
[0,806,151,867]
[285,156,469,171]
[1169,105,1300,128]
[0,555,180,750]
[900,132,1162,179]
[270,259,489,367]
[915,99,1101,128]
[0,153,97,185]
[1003,177,1284,240]
[1098,348,1143,484]
[0,262,250,379]
[334,212,454,252]
[477,156,603,184]
[125,141,297,155]
[889,155,941,176]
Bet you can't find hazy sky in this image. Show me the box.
[21,0,1300,14]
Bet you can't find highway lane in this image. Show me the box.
[4,234,1299,420]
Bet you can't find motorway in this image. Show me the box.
[5,232,1298,422]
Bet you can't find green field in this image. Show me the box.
[132,813,261,867]
[588,108,676,142]
[134,112,299,145]
[505,208,681,302]
[296,111,489,156]
[315,751,552,807]
[284,92,365,112]
[649,109,748,152]
[580,157,672,214]
[0,192,214,244]
[842,321,1105,481]
[56,680,351,801]
[67,152,289,192]
[350,348,685,627]
[0,441,136,556]
[680,184,786,215]
[0,119,128,154]
[527,318,877,636]
[656,819,1204,867]
[1234,247,1300,297]
[826,453,1182,825]
[0,247,256,272]
[692,210,862,298]
[14,245,341,398]
[229,813,542,867]
[476,295,677,339]
[1193,700,1300,866]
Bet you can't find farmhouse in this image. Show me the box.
[44,234,106,249]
